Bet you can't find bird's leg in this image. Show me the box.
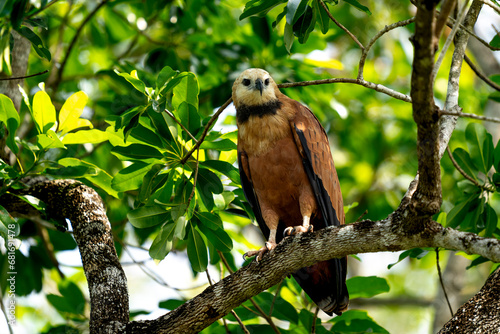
[284,215,314,236]
[243,228,277,262]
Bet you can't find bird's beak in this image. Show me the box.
[255,78,263,96]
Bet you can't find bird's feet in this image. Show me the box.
[243,241,277,263]
[284,224,313,237]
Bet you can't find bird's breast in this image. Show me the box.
[237,113,290,156]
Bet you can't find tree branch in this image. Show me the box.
[124,219,500,333]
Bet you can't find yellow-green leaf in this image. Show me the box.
[32,90,56,134]
[58,91,89,135]
[0,94,20,153]
[62,129,108,145]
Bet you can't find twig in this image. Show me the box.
[432,0,470,83]
[164,109,198,143]
[180,97,232,164]
[53,0,109,92]
[481,0,500,15]
[186,146,200,206]
[0,69,48,81]
[435,0,457,42]
[358,17,416,80]
[436,248,454,317]
[318,0,364,50]
[278,78,412,102]
[440,109,500,124]
[27,0,61,18]
[445,14,500,51]
[464,54,500,91]
[268,280,283,316]
[311,307,320,334]
[446,146,487,190]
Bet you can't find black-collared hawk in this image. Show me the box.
[232,68,349,316]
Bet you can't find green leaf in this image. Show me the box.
[17,26,51,61]
[466,256,491,269]
[37,130,65,149]
[490,33,500,48]
[343,0,371,15]
[330,310,388,333]
[452,148,479,182]
[284,22,294,53]
[200,160,240,183]
[32,90,56,134]
[177,102,201,138]
[111,144,164,162]
[148,108,174,142]
[314,0,330,34]
[158,299,185,310]
[293,5,315,44]
[62,129,108,145]
[58,91,90,135]
[196,167,223,211]
[239,0,287,20]
[112,161,152,192]
[47,281,85,315]
[0,94,20,153]
[447,193,479,229]
[387,248,430,269]
[198,223,233,252]
[187,223,208,272]
[156,66,178,91]
[115,70,147,95]
[138,164,164,203]
[483,203,498,237]
[287,0,309,25]
[465,123,494,174]
[149,222,175,260]
[346,276,390,298]
[199,138,237,151]
[493,138,500,172]
[195,211,223,230]
[172,72,199,110]
[128,205,170,228]
[0,205,19,241]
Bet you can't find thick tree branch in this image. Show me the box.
[124,219,500,334]
[27,180,129,334]
[410,0,442,217]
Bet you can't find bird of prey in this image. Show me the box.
[232,68,349,316]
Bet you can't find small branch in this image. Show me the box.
[446,146,485,189]
[180,97,232,164]
[318,0,364,50]
[481,0,500,15]
[164,110,198,143]
[0,69,48,81]
[278,78,412,102]
[52,0,109,93]
[440,109,500,123]
[434,0,457,41]
[358,17,416,80]
[27,0,61,18]
[464,54,500,91]
[436,248,454,317]
[445,14,500,51]
[432,0,470,83]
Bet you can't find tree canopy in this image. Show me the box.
[0,0,500,333]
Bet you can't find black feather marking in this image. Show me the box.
[237,151,270,239]
[292,124,349,316]
[236,99,283,124]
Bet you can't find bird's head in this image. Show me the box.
[232,68,279,108]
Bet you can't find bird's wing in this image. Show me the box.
[289,101,344,227]
[237,149,271,239]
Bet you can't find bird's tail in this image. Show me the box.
[292,257,349,316]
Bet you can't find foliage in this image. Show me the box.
[0,0,499,333]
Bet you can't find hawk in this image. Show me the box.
[232,68,349,316]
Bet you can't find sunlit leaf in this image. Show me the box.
[33,90,56,134]
[112,161,152,192]
[58,91,89,135]
[172,72,199,110]
[115,69,147,95]
[239,0,287,20]
[330,310,388,333]
[149,222,175,260]
[111,144,164,162]
[37,130,65,149]
[0,94,20,153]
[62,129,108,144]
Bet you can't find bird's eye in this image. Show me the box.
[242,79,251,86]
[264,78,270,86]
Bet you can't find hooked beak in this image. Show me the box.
[255,78,263,96]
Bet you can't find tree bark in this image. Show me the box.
[438,266,500,333]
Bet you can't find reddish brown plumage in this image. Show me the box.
[233,68,349,316]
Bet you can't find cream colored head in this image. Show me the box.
[232,68,280,108]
